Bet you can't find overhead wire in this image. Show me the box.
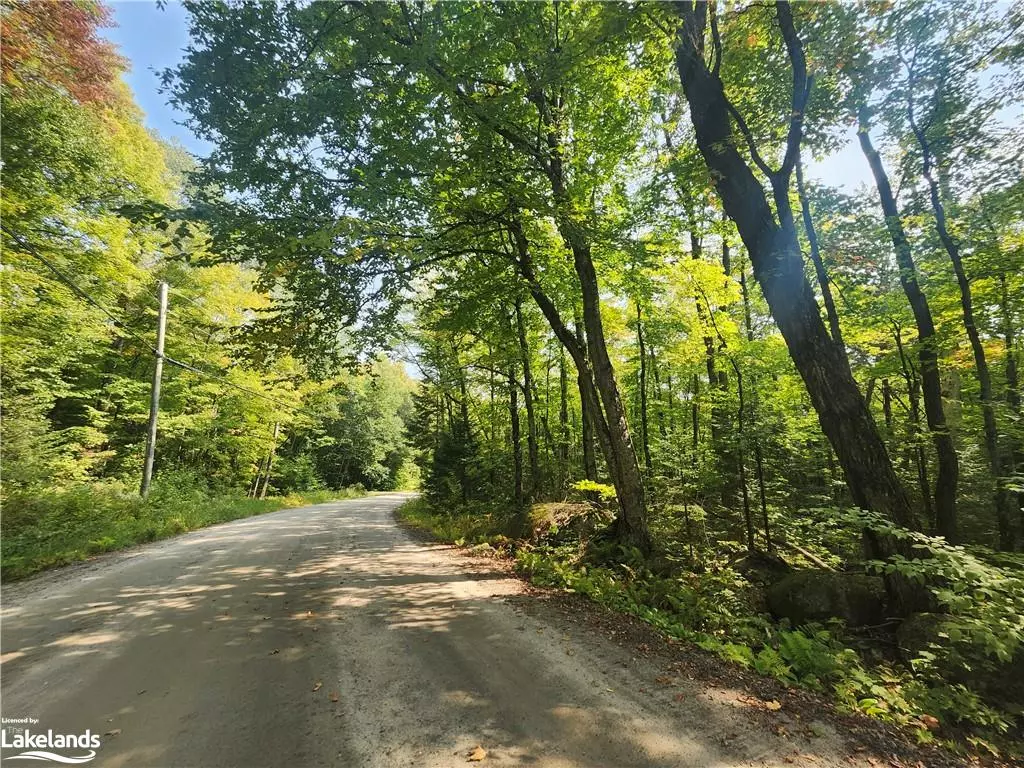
[3,227,317,418]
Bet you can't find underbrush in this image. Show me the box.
[396,497,1024,762]
[396,496,521,544]
[1,473,363,580]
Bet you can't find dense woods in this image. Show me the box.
[0,1,416,578]
[3,0,1024,759]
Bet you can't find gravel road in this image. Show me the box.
[1,492,878,767]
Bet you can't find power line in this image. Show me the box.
[163,354,316,417]
[4,227,316,418]
[164,281,208,310]
[4,226,160,354]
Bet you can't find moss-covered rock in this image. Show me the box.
[527,502,601,539]
[767,570,885,627]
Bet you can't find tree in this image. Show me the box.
[668,1,917,532]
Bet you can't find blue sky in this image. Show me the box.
[105,1,873,188]
[103,1,210,155]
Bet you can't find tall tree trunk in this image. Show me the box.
[569,235,650,551]
[453,343,472,440]
[636,302,653,472]
[248,455,266,498]
[672,5,914,531]
[258,422,280,500]
[515,297,539,498]
[651,348,667,439]
[692,231,735,506]
[508,220,648,551]
[895,326,934,528]
[509,367,523,508]
[692,233,722,445]
[1000,273,1023,545]
[909,113,1011,548]
[690,374,700,472]
[522,77,651,552]
[1005,273,1022,415]
[795,152,845,351]
[672,3,940,613]
[882,378,895,442]
[858,113,959,542]
[558,348,570,489]
[740,257,771,550]
[574,310,599,483]
[736,367,754,551]
[666,371,675,433]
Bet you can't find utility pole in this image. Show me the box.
[140,282,168,497]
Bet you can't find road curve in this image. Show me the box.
[2,493,863,767]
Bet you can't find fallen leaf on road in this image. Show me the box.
[765,700,782,711]
[673,693,686,703]
[467,745,487,761]
[654,675,674,685]
[312,681,322,692]
[269,649,279,655]
[104,729,121,737]
[330,691,339,702]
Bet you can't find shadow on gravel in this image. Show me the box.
[1,497,846,767]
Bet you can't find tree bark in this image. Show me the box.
[636,302,653,472]
[1000,274,1023,545]
[507,220,650,552]
[895,329,933,528]
[519,68,651,553]
[558,348,570,485]
[795,152,845,351]
[565,235,649,552]
[509,366,523,508]
[740,256,771,550]
[671,3,915,531]
[858,113,959,542]
[515,297,540,499]
[574,310,599,483]
[258,422,280,500]
[909,112,1011,548]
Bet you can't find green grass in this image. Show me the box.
[1,477,364,581]
[395,496,519,544]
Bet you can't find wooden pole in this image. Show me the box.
[140,282,168,497]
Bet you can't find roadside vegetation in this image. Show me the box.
[2,473,364,581]
[398,495,1024,760]
[3,0,1023,762]
[1,1,418,582]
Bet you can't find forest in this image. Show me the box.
[2,0,1024,760]
[1,0,417,579]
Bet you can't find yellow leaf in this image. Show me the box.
[467,745,487,762]
[312,681,322,692]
